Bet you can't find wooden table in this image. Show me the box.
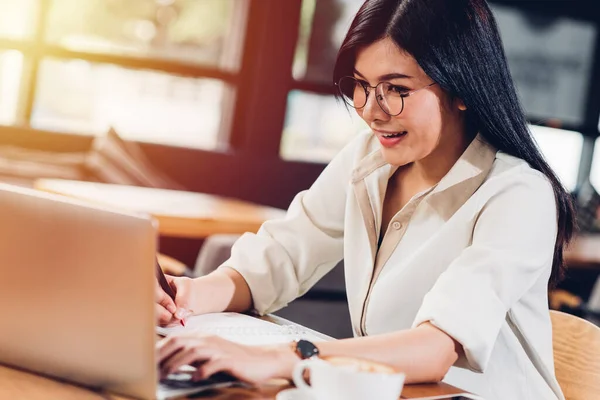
[564,234,600,271]
[33,179,287,239]
[0,363,471,400]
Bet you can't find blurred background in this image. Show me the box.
[0,0,598,336]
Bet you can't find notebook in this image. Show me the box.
[156,312,328,345]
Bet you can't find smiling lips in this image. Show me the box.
[373,129,408,147]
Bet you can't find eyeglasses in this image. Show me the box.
[336,76,436,116]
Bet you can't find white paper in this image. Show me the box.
[156,312,326,345]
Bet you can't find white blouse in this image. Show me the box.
[219,132,565,400]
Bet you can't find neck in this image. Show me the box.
[398,128,476,187]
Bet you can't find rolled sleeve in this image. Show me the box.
[219,191,345,315]
[412,171,558,372]
[217,132,373,315]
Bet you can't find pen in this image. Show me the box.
[155,258,186,327]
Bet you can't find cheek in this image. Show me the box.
[356,108,365,122]
[399,100,443,150]
[406,96,443,127]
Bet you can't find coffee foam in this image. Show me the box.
[322,356,399,374]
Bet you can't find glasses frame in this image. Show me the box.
[336,76,437,116]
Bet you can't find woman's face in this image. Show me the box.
[353,37,466,167]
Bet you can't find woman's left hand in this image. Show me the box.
[157,333,298,384]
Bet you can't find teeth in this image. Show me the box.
[383,131,406,138]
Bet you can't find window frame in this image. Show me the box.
[0,0,252,150]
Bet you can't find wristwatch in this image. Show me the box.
[291,339,320,359]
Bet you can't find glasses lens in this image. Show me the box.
[338,77,366,109]
[376,82,404,116]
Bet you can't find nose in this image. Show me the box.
[361,90,390,124]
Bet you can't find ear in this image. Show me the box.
[456,98,467,111]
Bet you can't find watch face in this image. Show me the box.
[297,339,319,359]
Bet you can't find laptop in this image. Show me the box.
[0,183,236,399]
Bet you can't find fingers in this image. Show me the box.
[163,347,215,377]
[155,281,176,315]
[158,335,218,377]
[156,304,175,326]
[156,305,182,327]
[157,334,207,364]
[156,336,275,384]
[165,274,175,285]
[169,277,193,320]
[194,356,231,381]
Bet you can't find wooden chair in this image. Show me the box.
[549,289,582,311]
[157,253,188,276]
[550,310,600,399]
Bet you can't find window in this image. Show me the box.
[590,136,600,192]
[281,0,365,163]
[45,0,239,68]
[0,50,24,125]
[529,125,583,192]
[0,0,39,39]
[490,3,597,128]
[292,0,363,82]
[32,59,230,148]
[0,0,248,150]
[281,90,367,162]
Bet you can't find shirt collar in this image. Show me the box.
[430,134,497,194]
[426,134,497,219]
[351,133,497,219]
[351,147,390,184]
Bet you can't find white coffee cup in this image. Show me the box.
[292,356,405,400]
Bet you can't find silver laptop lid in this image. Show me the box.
[0,183,157,399]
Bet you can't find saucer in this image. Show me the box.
[276,388,314,400]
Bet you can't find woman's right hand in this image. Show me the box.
[155,268,254,327]
[155,275,196,327]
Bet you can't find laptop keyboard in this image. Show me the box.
[160,371,240,389]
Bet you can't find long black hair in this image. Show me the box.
[334,0,575,286]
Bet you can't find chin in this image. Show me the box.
[380,148,413,167]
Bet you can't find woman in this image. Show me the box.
[156,0,574,399]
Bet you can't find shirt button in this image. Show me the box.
[392,221,402,230]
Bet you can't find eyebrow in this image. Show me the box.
[353,69,413,81]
